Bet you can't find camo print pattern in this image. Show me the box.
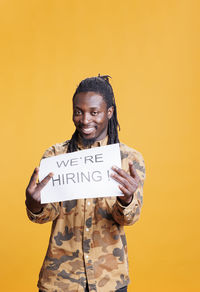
[26,137,145,292]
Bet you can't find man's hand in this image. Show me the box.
[111,162,140,206]
[25,167,53,214]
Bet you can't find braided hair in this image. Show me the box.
[67,74,120,153]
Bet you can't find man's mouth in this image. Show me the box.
[79,126,96,135]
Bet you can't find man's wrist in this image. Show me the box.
[117,195,133,206]
[25,200,43,214]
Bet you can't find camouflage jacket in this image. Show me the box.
[26,137,145,292]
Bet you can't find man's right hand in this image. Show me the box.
[25,167,53,214]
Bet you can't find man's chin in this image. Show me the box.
[80,135,96,147]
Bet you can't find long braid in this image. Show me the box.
[67,130,79,153]
[108,102,120,144]
[67,75,120,153]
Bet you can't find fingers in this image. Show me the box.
[112,166,135,185]
[118,184,133,197]
[111,164,139,196]
[27,167,39,189]
[36,172,54,191]
[129,162,140,184]
[111,170,135,191]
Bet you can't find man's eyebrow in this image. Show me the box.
[89,107,99,110]
[73,106,84,111]
[74,106,100,110]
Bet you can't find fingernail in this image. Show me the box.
[49,173,54,177]
[112,165,118,170]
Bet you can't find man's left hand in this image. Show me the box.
[111,162,140,206]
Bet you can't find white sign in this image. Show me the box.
[39,143,123,203]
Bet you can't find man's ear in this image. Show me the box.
[107,106,114,119]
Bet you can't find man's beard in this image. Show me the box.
[79,136,96,147]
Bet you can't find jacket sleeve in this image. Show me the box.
[111,148,146,226]
[26,202,60,224]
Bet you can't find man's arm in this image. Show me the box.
[25,167,60,224]
[110,153,145,226]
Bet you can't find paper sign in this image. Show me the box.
[39,143,123,203]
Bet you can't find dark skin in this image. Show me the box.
[25,167,53,213]
[26,92,140,212]
[73,91,113,142]
[111,163,140,206]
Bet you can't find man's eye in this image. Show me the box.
[92,111,98,116]
[74,110,82,115]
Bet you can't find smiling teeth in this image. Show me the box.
[81,127,94,134]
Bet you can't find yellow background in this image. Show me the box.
[0,0,199,291]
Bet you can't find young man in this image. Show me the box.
[26,75,145,292]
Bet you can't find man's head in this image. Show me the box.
[73,91,114,146]
[67,75,120,152]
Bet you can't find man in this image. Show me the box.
[26,75,145,292]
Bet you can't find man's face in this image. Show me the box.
[73,91,113,144]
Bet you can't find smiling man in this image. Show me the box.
[25,75,145,292]
[73,91,113,146]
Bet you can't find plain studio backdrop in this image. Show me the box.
[0,1,199,291]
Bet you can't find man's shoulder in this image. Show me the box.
[42,140,70,159]
[119,142,143,158]
[119,142,145,173]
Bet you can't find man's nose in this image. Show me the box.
[81,113,91,124]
